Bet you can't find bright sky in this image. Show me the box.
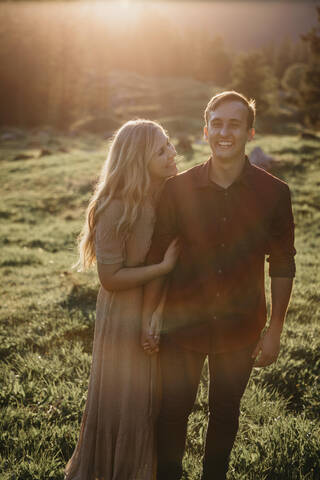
[84,1,317,49]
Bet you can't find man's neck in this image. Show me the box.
[209,155,246,189]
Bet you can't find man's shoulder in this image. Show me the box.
[249,162,290,195]
[165,162,205,190]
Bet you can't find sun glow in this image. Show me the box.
[119,0,131,8]
[90,1,143,27]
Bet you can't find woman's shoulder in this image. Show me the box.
[97,198,124,226]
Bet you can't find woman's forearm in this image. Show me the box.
[98,262,168,292]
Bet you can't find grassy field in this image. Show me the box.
[0,130,319,479]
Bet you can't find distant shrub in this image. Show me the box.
[1,253,42,267]
[70,115,120,135]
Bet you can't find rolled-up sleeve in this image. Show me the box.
[267,184,296,277]
[147,180,178,265]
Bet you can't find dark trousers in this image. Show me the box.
[157,337,255,480]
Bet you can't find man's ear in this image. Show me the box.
[247,128,255,142]
[204,126,208,141]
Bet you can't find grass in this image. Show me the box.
[0,129,320,479]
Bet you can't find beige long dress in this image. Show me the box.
[65,198,160,480]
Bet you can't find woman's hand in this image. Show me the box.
[161,238,180,274]
[141,325,159,355]
[141,302,164,355]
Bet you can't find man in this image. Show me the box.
[141,91,296,480]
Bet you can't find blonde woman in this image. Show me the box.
[65,120,179,480]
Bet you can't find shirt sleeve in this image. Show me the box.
[95,200,125,265]
[146,180,178,265]
[267,184,296,277]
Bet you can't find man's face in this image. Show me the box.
[204,100,254,163]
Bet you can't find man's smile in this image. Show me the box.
[217,141,233,148]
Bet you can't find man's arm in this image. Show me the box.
[141,277,167,354]
[253,183,295,367]
[141,180,178,354]
[252,277,293,367]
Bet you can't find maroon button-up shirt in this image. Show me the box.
[147,157,296,353]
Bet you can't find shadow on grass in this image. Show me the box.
[58,283,97,352]
[0,285,98,359]
[272,147,300,155]
[62,325,94,354]
[271,161,306,180]
[61,283,97,313]
[255,346,320,419]
[0,256,43,267]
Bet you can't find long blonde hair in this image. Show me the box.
[77,119,167,270]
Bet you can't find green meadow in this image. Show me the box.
[0,130,319,479]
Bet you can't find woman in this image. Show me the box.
[65,119,179,480]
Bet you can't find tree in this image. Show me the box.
[281,63,308,105]
[262,42,276,71]
[274,37,294,80]
[229,51,278,113]
[194,35,232,86]
[298,6,320,127]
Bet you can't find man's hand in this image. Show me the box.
[252,325,282,368]
[252,277,293,367]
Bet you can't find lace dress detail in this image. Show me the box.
[65,199,159,480]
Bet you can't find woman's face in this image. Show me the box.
[148,131,177,180]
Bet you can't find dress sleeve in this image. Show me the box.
[95,200,125,265]
[267,184,296,277]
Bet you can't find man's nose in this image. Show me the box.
[220,124,229,136]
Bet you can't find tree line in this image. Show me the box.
[0,3,319,130]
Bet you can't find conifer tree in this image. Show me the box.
[274,37,294,80]
[298,6,320,127]
[195,35,232,86]
[229,51,278,113]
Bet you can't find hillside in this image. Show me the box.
[0,130,319,479]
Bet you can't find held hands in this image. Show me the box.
[252,325,282,368]
[161,238,180,275]
[141,310,162,355]
[140,237,179,354]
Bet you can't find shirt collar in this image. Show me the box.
[195,155,254,189]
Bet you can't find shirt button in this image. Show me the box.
[221,243,225,248]
[216,292,220,297]
[222,217,227,222]
[218,269,222,274]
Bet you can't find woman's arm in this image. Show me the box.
[97,238,179,292]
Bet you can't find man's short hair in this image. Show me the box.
[204,91,256,129]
